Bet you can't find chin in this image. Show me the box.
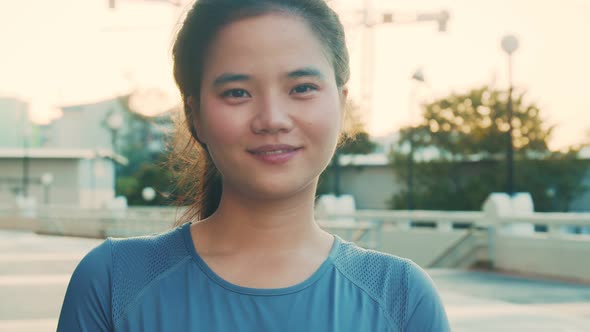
[239,175,317,201]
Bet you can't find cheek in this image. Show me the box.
[317,97,343,134]
[302,99,342,148]
[199,98,246,146]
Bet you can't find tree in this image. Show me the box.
[116,154,175,206]
[408,86,552,158]
[337,131,377,155]
[115,110,176,205]
[390,85,588,211]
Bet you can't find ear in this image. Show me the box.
[339,86,349,104]
[187,96,207,144]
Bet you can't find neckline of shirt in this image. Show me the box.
[180,221,342,296]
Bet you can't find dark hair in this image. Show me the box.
[169,0,350,226]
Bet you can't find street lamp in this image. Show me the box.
[142,186,156,203]
[109,0,182,9]
[407,68,426,210]
[501,34,519,196]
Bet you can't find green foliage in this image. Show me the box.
[516,151,589,212]
[409,86,552,159]
[112,107,177,206]
[338,131,377,155]
[390,85,589,211]
[116,157,175,206]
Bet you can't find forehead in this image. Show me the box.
[202,13,334,81]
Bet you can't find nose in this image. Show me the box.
[250,92,294,135]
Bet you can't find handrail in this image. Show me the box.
[428,226,480,268]
[3,206,590,235]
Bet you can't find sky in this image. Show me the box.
[1,0,589,150]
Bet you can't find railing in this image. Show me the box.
[319,209,484,230]
[428,227,488,268]
[494,212,590,237]
[3,205,590,235]
[3,205,589,238]
[2,205,590,280]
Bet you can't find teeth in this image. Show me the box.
[257,149,292,155]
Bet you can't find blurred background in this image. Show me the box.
[1,0,589,211]
[0,0,589,331]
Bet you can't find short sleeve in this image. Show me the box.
[57,238,113,332]
[404,261,451,332]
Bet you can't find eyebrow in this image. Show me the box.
[212,73,250,87]
[286,67,325,80]
[212,67,325,87]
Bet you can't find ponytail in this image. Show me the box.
[167,105,222,227]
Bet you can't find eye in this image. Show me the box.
[221,89,251,99]
[290,84,318,95]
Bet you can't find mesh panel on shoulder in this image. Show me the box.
[110,226,189,325]
[332,240,410,331]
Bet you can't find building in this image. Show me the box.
[326,150,590,211]
[0,148,124,208]
[321,153,401,209]
[0,95,160,207]
[570,146,590,211]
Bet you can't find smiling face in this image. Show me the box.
[191,13,346,200]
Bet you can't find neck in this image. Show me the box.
[199,180,324,255]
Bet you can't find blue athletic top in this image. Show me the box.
[58,222,450,331]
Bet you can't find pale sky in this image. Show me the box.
[1,0,589,149]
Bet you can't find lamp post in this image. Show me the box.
[333,151,342,197]
[22,118,31,199]
[407,68,425,210]
[40,173,54,205]
[107,112,123,197]
[501,34,519,197]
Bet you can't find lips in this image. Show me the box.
[253,149,295,155]
[247,144,303,164]
[247,144,302,155]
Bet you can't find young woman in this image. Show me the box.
[58,0,450,331]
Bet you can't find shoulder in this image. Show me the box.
[333,239,413,298]
[58,239,113,331]
[404,261,450,331]
[332,240,450,331]
[59,224,193,331]
[108,224,191,322]
[108,223,188,265]
[332,240,412,326]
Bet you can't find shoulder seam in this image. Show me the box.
[332,250,397,331]
[402,261,410,331]
[113,256,192,330]
[402,260,428,331]
[106,237,115,330]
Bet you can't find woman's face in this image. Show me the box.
[193,13,346,200]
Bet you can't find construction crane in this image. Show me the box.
[328,0,449,129]
[342,0,450,130]
[108,0,183,8]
